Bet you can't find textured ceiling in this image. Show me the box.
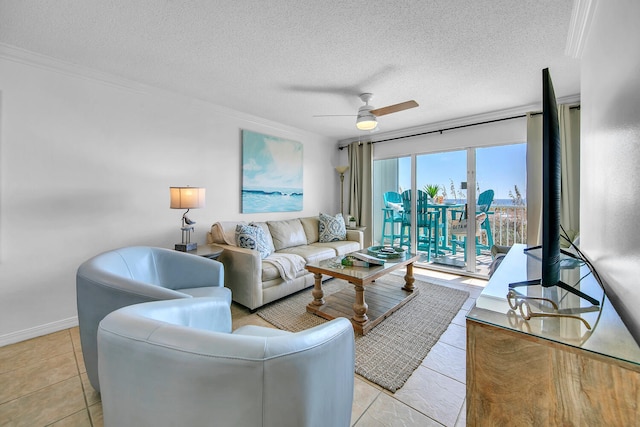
[0,0,580,140]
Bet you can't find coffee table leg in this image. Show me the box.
[352,283,369,325]
[402,262,416,292]
[310,273,325,306]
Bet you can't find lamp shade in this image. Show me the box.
[356,105,378,131]
[356,116,377,131]
[335,165,349,174]
[170,187,206,209]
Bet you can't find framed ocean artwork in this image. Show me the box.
[241,130,303,213]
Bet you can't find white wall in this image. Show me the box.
[0,48,340,345]
[580,1,640,343]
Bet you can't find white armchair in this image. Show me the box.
[76,246,230,392]
[97,297,355,427]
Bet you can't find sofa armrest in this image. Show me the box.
[346,229,364,249]
[217,244,263,310]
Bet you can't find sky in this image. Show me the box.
[397,143,527,203]
[241,130,303,191]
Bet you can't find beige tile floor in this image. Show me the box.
[0,268,486,427]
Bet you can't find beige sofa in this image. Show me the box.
[207,216,363,310]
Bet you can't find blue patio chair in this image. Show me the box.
[476,189,495,249]
[451,189,495,259]
[400,190,441,261]
[381,191,404,245]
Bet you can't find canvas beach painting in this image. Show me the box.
[242,130,303,213]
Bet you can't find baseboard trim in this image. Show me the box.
[0,317,78,347]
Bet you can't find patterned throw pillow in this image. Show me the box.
[235,224,271,259]
[249,222,276,254]
[319,212,346,242]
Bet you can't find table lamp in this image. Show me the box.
[170,186,206,251]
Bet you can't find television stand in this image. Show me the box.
[467,244,640,425]
[509,245,600,306]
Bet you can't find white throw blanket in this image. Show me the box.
[263,253,307,282]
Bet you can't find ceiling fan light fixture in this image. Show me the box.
[356,110,378,131]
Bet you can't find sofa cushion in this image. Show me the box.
[319,213,346,242]
[261,262,282,282]
[267,219,307,251]
[299,217,320,244]
[313,240,361,256]
[235,224,271,259]
[278,245,336,264]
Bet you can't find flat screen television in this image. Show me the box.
[540,67,561,286]
[510,68,599,306]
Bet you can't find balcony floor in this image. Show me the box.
[415,250,494,278]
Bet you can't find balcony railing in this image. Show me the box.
[377,203,528,251]
[487,204,527,247]
[439,204,527,251]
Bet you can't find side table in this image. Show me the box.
[182,244,224,260]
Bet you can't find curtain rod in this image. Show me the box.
[337,105,580,150]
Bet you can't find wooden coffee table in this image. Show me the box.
[305,250,421,335]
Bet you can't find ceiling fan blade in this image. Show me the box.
[313,114,357,117]
[370,100,418,117]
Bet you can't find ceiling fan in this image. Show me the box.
[314,93,418,131]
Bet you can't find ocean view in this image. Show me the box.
[241,187,303,213]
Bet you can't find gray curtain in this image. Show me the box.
[526,112,543,245]
[526,105,580,246]
[348,141,373,247]
[559,105,581,243]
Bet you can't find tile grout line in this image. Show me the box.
[351,389,382,426]
[385,390,449,427]
[70,328,96,427]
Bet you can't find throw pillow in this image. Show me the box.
[249,222,276,254]
[235,224,271,259]
[319,212,346,242]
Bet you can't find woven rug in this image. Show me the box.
[257,274,469,392]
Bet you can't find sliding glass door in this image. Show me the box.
[373,151,471,270]
[372,143,527,276]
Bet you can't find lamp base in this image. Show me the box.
[175,242,197,252]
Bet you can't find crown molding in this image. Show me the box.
[0,42,151,94]
[0,43,327,140]
[565,0,597,59]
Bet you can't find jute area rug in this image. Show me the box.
[257,274,469,393]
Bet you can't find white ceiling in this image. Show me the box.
[0,0,580,141]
